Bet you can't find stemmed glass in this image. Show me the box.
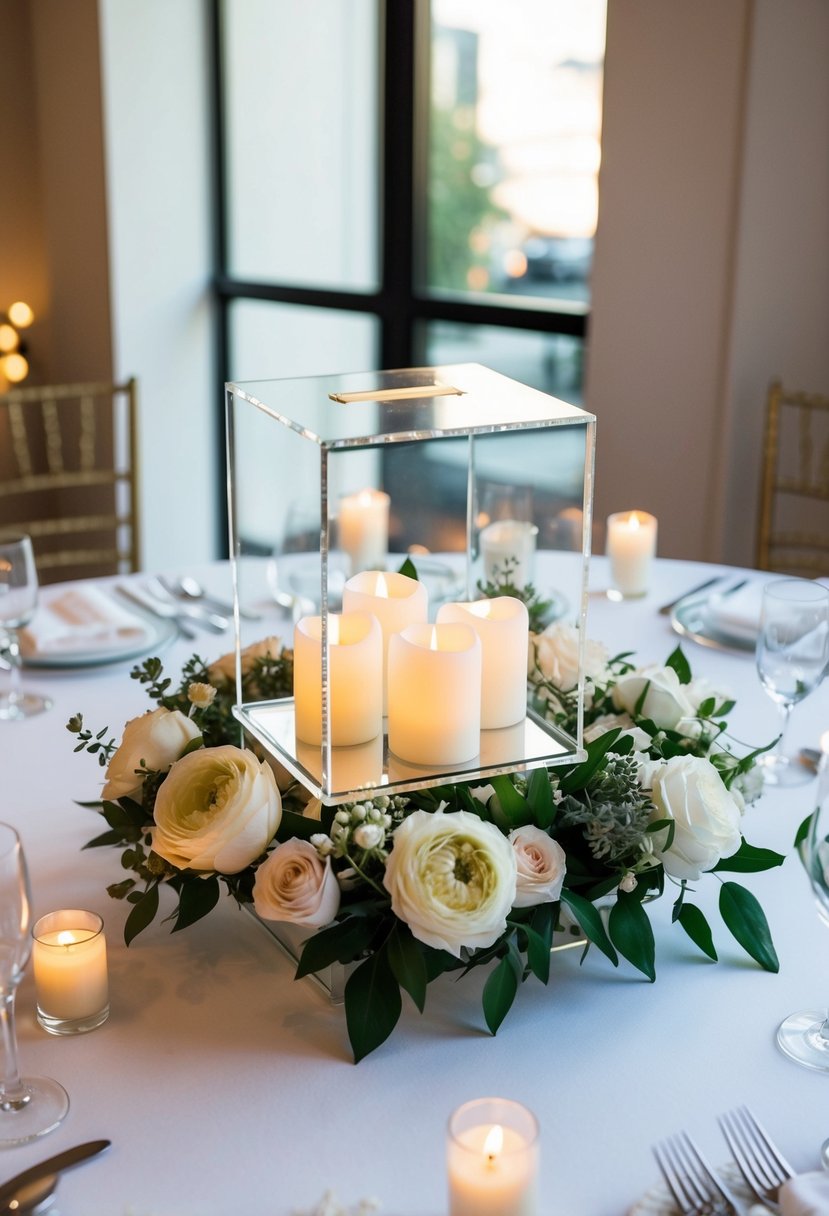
[0,823,69,1143]
[755,578,829,787]
[0,534,52,720]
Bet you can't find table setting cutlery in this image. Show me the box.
[652,1130,743,1215]
[142,577,229,633]
[0,1138,110,1214]
[158,574,262,621]
[718,1107,794,1212]
[658,575,726,616]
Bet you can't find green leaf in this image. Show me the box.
[559,729,622,795]
[647,817,676,852]
[666,645,692,684]
[519,919,552,985]
[696,696,716,718]
[489,775,530,826]
[397,557,418,580]
[179,735,205,758]
[295,916,378,978]
[482,947,521,1034]
[344,947,402,1062]
[387,922,428,1013]
[719,881,779,972]
[677,902,718,961]
[83,829,127,849]
[275,808,325,843]
[172,875,221,932]
[560,889,618,966]
[608,891,656,981]
[124,883,160,945]
[526,767,555,829]
[711,840,786,874]
[795,813,814,850]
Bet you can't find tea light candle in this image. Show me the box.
[387,622,481,766]
[294,612,382,746]
[437,597,529,729]
[606,510,658,599]
[343,570,429,711]
[339,489,391,573]
[447,1098,539,1216]
[32,910,109,1034]
[479,520,538,590]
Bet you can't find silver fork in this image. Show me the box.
[718,1106,795,1211]
[653,1132,742,1215]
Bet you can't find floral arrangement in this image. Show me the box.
[68,616,784,1062]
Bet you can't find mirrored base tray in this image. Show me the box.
[234,698,582,805]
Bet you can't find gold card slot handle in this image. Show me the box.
[329,382,465,404]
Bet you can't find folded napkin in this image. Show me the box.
[705,580,765,641]
[19,586,151,657]
[780,1170,829,1215]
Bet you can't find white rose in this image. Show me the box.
[635,752,666,791]
[650,755,742,880]
[252,838,340,927]
[383,810,517,957]
[508,825,566,908]
[612,665,696,730]
[530,622,609,692]
[102,707,201,801]
[685,676,732,714]
[584,713,652,752]
[208,636,283,684]
[153,745,281,873]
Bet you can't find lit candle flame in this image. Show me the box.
[429,626,439,651]
[628,512,641,530]
[57,930,77,947]
[484,1124,503,1164]
[375,573,389,599]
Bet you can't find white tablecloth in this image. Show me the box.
[3,557,828,1216]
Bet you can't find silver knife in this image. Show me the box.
[0,1139,110,1211]
[115,584,199,640]
[658,575,723,615]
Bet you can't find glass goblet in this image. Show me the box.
[0,823,69,1144]
[0,535,53,720]
[755,578,829,788]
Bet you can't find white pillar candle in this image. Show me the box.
[343,570,429,711]
[447,1099,539,1216]
[606,510,658,599]
[294,612,382,746]
[338,489,391,574]
[437,597,529,729]
[479,520,538,590]
[387,622,481,766]
[32,910,109,1030]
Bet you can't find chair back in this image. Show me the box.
[0,378,139,582]
[757,379,829,577]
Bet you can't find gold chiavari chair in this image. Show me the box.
[0,378,140,583]
[756,380,829,577]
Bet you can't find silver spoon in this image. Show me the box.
[166,576,262,621]
[821,1137,829,1172]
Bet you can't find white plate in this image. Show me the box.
[670,596,755,655]
[21,607,178,670]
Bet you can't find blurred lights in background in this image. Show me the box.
[0,301,34,385]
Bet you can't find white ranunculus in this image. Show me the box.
[650,755,742,880]
[152,745,281,873]
[583,712,652,752]
[612,664,696,730]
[508,825,566,908]
[102,707,201,801]
[208,636,283,684]
[529,622,609,692]
[252,838,340,927]
[383,810,517,957]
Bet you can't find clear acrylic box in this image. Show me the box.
[226,363,595,804]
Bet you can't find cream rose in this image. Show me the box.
[612,664,696,730]
[650,755,742,880]
[252,838,340,927]
[102,707,201,801]
[383,810,517,957]
[508,825,566,908]
[152,745,281,873]
[583,712,652,752]
[208,636,283,684]
[529,622,609,692]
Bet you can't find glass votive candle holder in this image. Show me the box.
[447,1097,539,1216]
[32,910,109,1035]
[606,509,658,600]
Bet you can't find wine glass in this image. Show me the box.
[0,535,53,720]
[0,822,69,1143]
[755,578,829,787]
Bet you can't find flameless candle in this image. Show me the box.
[447,1098,539,1216]
[32,910,109,1034]
[387,622,481,766]
[479,520,538,590]
[338,489,391,574]
[606,510,657,599]
[294,612,382,746]
[343,569,429,710]
[437,597,528,729]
